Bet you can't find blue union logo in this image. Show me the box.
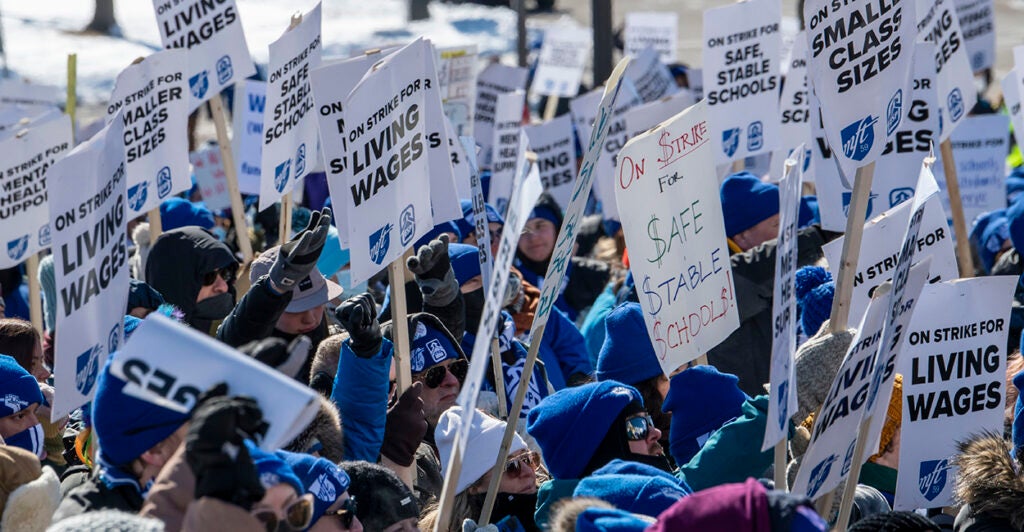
[274,159,291,194]
[842,191,876,219]
[369,223,393,265]
[156,166,173,199]
[216,55,233,85]
[75,345,100,395]
[189,70,209,101]
[886,90,903,136]
[948,88,965,122]
[722,127,741,158]
[38,224,50,247]
[776,380,789,431]
[841,115,877,161]
[747,121,763,151]
[889,187,914,207]
[295,144,307,178]
[806,454,836,499]
[919,459,950,501]
[7,235,28,261]
[399,204,415,246]
[128,182,148,212]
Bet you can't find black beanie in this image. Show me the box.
[848,511,941,532]
[340,461,420,530]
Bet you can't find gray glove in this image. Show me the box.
[407,234,458,306]
[269,208,332,292]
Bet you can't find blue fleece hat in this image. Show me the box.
[415,221,463,249]
[597,303,663,386]
[795,266,834,337]
[1008,169,1024,203]
[244,441,304,494]
[977,212,1011,273]
[720,172,780,237]
[159,197,215,231]
[574,472,688,518]
[1008,197,1024,253]
[456,199,505,242]
[280,451,351,523]
[529,204,561,227]
[576,507,654,532]
[410,319,462,374]
[591,459,691,490]
[799,196,820,228]
[971,209,1004,249]
[127,279,165,313]
[449,243,483,286]
[662,366,748,465]
[0,354,43,417]
[92,358,191,466]
[526,381,643,480]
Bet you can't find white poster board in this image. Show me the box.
[623,47,680,104]
[474,64,529,168]
[488,91,526,214]
[190,147,232,212]
[232,79,265,196]
[954,0,995,72]
[530,25,592,98]
[525,114,577,210]
[932,113,1008,229]
[435,45,478,138]
[771,32,813,183]
[624,12,678,63]
[917,0,976,140]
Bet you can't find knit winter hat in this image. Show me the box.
[127,279,166,313]
[596,303,663,386]
[244,441,304,495]
[415,221,462,249]
[316,226,350,279]
[720,172,780,236]
[662,366,748,465]
[795,266,834,337]
[280,451,350,524]
[340,461,420,532]
[0,355,43,418]
[1008,170,1024,203]
[647,478,771,531]
[91,358,190,466]
[409,318,463,374]
[799,196,820,228]
[47,510,165,531]
[794,322,857,424]
[591,459,685,486]
[847,510,941,531]
[526,381,643,480]
[159,197,215,231]
[870,374,903,460]
[1011,369,1024,456]
[456,199,505,241]
[436,406,526,493]
[529,204,561,227]
[575,507,652,532]
[448,243,483,286]
[977,212,1011,274]
[573,471,688,518]
[1006,196,1024,254]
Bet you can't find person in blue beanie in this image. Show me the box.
[970,209,1012,275]
[573,460,690,519]
[0,354,45,458]
[456,199,504,257]
[795,266,834,338]
[721,172,781,253]
[573,506,654,532]
[415,221,462,251]
[279,451,364,531]
[799,196,820,229]
[159,197,215,232]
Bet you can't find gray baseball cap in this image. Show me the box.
[250,246,343,313]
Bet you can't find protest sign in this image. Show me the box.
[894,276,1015,510]
[955,0,995,72]
[624,12,678,63]
[525,114,577,210]
[590,86,655,221]
[0,105,62,141]
[530,24,592,98]
[461,136,492,289]
[0,116,73,269]
[474,64,529,168]
[342,39,434,284]
[569,88,603,152]
[688,68,704,100]
[770,33,813,183]
[435,45,478,138]
[488,91,526,214]
[917,0,976,140]
[421,47,462,224]
[258,4,322,211]
[49,117,128,419]
[623,47,679,103]
[616,101,740,372]
[448,119,473,199]
[702,0,782,164]
[190,147,231,211]
[763,148,803,452]
[110,313,320,450]
[803,0,917,179]
[231,79,265,195]
[1002,71,1024,151]
[932,113,1007,229]
[0,79,62,108]
[151,0,255,111]
[106,50,190,216]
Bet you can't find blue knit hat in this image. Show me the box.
[127,279,165,312]
[280,451,351,523]
[456,199,505,242]
[591,459,690,490]
[415,221,463,249]
[1013,370,1024,457]
[448,243,483,286]
[795,266,834,337]
[661,366,748,465]
[574,471,688,518]
[720,172,780,237]
[529,204,561,227]
[597,303,663,386]
[1008,168,1024,203]
[159,197,215,231]
[92,358,191,466]
[1007,197,1024,253]
[244,441,304,494]
[526,381,643,480]
[799,196,820,228]
[0,354,43,417]
[576,508,652,532]
[410,319,462,374]
[970,209,1004,254]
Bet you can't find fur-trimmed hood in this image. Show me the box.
[954,432,1024,530]
[284,395,344,463]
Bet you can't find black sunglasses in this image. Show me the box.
[202,267,233,286]
[327,496,358,529]
[624,414,655,442]
[414,359,468,388]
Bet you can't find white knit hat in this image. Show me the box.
[435,406,527,494]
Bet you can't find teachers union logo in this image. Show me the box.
[948,88,965,122]
[842,191,876,219]
[886,90,903,136]
[722,127,740,158]
[411,348,426,373]
[156,166,173,199]
[400,204,415,246]
[889,187,914,207]
[841,439,857,477]
[919,459,950,501]
[7,235,28,261]
[189,70,209,101]
[38,224,50,247]
[75,344,101,395]
[295,143,307,178]
[216,55,233,85]
[108,323,121,353]
[776,380,789,431]
[840,115,877,161]
[426,339,447,363]
[746,121,763,152]
[806,454,836,499]
[128,182,149,212]
[309,472,337,503]
[369,223,392,265]
[274,159,291,194]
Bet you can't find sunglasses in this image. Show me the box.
[505,451,540,476]
[414,358,468,389]
[202,267,233,286]
[624,414,655,442]
[327,496,358,529]
[251,494,314,532]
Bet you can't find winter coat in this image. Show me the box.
[534,478,580,530]
[579,285,617,368]
[676,395,774,493]
[707,225,829,396]
[462,316,552,418]
[414,439,444,509]
[52,471,144,523]
[330,337,391,462]
[515,257,610,323]
[140,444,193,532]
[953,433,1023,531]
[182,497,263,531]
[530,306,591,390]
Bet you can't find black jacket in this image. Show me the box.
[52,472,144,523]
[145,227,237,332]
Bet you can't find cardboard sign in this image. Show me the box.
[151,0,255,111]
[0,116,73,269]
[488,91,525,214]
[954,0,995,72]
[190,148,231,211]
[525,114,577,210]
[530,24,592,98]
[461,136,492,289]
[624,12,678,63]
[823,194,957,329]
[50,117,128,419]
[0,105,61,141]
[932,113,1008,229]
[917,0,976,140]
[231,79,266,195]
[702,0,782,164]
[569,88,604,153]
[894,276,1015,510]
[770,32,814,183]
[803,0,917,179]
[258,4,322,211]
[474,64,529,169]
[110,313,320,450]
[106,49,191,216]
[421,47,463,224]
[763,148,803,451]
[623,47,680,104]
[343,39,434,283]
[591,87,662,221]
[435,45,478,138]
[1002,71,1024,152]
[448,118,473,199]
[616,101,740,372]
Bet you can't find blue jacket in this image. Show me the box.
[462,313,552,417]
[579,285,617,368]
[516,259,576,322]
[330,337,392,462]
[536,306,592,389]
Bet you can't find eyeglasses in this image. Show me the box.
[327,496,358,529]
[505,451,540,476]
[624,414,655,441]
[202,267,233,286]
[414,358,468,388]
[251,494,314,532]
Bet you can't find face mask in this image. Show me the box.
[211,226,227,241]
[463,288,485,333]
[193,291,234,321]
[491,492,540,532]
[7,423,44,459]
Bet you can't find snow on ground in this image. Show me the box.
[1,0,520,105]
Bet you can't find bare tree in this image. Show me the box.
[84,0,118,35]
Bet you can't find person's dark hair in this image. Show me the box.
[634,374,671,439]
[0,318,40,372]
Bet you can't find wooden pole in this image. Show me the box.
[279,194,292,244]
[434,442,465,532]
[208,93,254,264]
[543,95,559,121]
[939,139,975,277]
[835,418,872,530]
[828,163,876,332]
[66,54,77,142]
[390,249,413,394]
[490,337,508,418]
[773,439,787,491]
[26,254,42,332]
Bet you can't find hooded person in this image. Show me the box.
[0,355,45,459]
[954,431,1024,531]
[340,461,420,532]
[0,446,61,532]
[280,452,364,532]
[146,226,239,334]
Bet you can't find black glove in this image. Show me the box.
[310,371,334,397]
[407,234,458,306]
[381,382,427,467]
[238,336,311,380]
[268,208,332,292]
[186,385,269,511]
[335,293,382,358]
